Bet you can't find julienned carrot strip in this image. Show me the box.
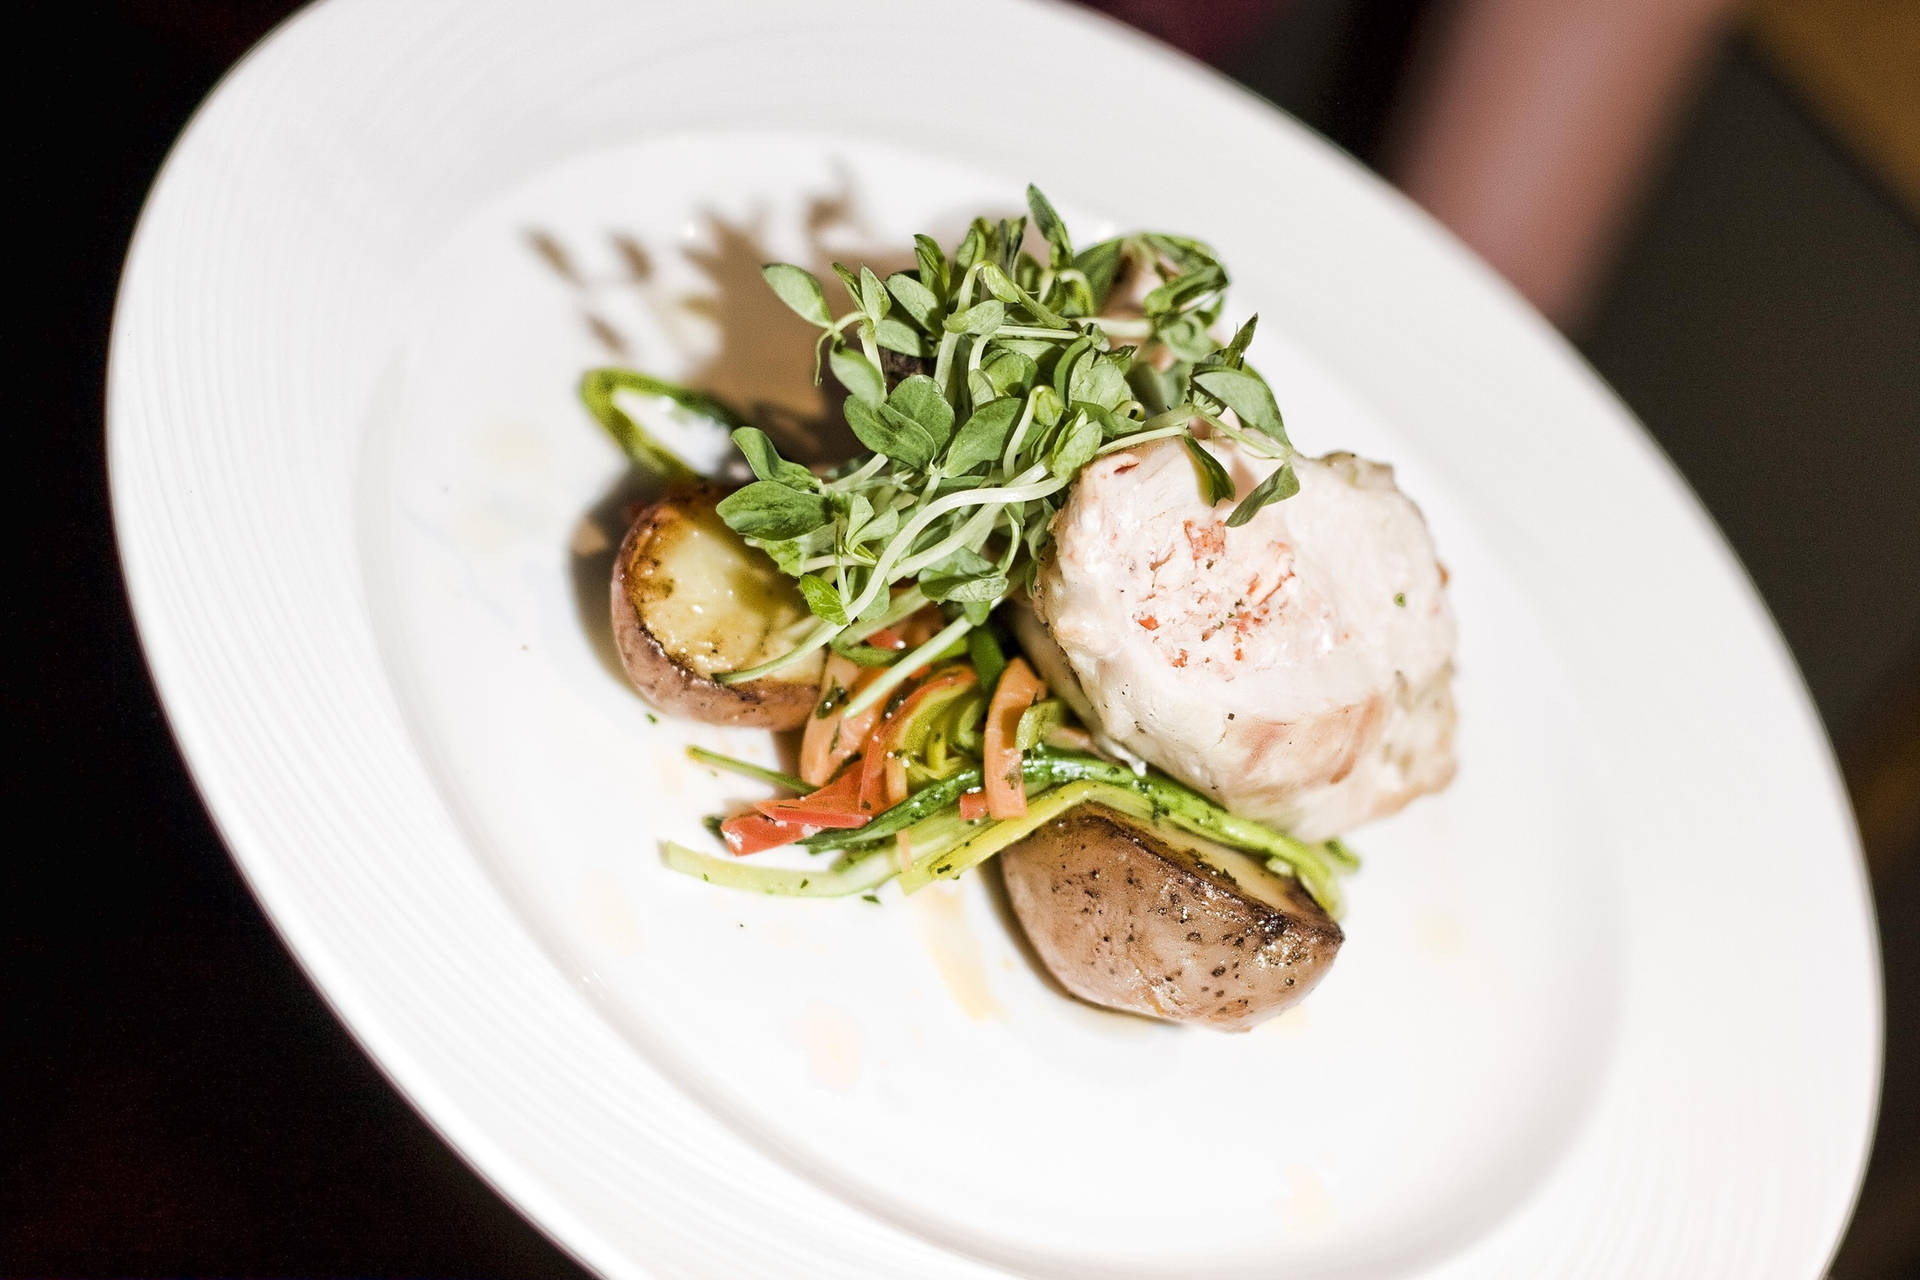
[983,658,1045,819]
[800,655,885,786]
[799,654,857,785]
[834,692,885,783]
[958,790,990,821]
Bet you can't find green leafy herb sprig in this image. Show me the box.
[587,186,1297,714]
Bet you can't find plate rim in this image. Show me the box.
[106,0,1882,1275]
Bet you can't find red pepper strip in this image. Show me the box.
[720,811,825,857]
[866,606,946,670]
[754,767,870,829]
[983,658,1046,819]
[958,790,991,821]
[856,668,979,814]
[897,607,949,679]
[900,606,943,648]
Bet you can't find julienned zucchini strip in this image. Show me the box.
[661,750,1351,915]
[660,842,898,898]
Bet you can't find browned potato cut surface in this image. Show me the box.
[610,486,822,728]
[1001,805,1342,1031]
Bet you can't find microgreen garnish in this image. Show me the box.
[591,186,1297,685]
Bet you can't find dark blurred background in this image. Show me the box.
[7,0,1915,1274]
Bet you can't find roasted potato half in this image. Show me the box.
[610,486,824,728]
[1001,805,1342,1031]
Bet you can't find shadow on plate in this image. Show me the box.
[546,172,921,684]
[541,171,1136,1013]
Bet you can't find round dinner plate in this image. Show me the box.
[109,0,1880,1275]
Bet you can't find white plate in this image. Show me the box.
[109,1,1880,1275]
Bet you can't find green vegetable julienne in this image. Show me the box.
[662,842,899,898]
[684,746,808,794]
[585,186,1298,687]
[781,751,1353,916]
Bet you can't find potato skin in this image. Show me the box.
[1001,805,1342,1031]
[609,486,819,729]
